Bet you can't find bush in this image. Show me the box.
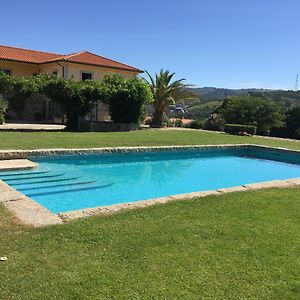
[224,124,257,135]
[0,95,8,124]
[0,113,4,124]
[270,106,300,140]
[161,113,172,127]
[218,96,284,134]
[103,75,153,124]
[189,119,203,129]
[174,119,183,127]
[285,106,300,139]
[203,113,224,131]
[41,75,105,130]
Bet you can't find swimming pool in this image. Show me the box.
[1,146,300,214]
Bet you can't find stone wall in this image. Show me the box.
[78,120,138,132]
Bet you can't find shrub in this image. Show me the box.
[218,95,284,134]
[102,75,153,124]
[151,113,171,127]
[174,119,183,127]
[270,106,300,139]
[203,113,224,131]
[0,95,8,124]
[189,119,203,129]
[285,106,300,139]
[161,113,172,127]
[41,75,105,130]
[0,71,16,95]
[224,124,257,135]
[0,73,31,119]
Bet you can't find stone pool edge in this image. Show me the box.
[1,177,299,227]
[0,144,300,226]
[0,143,299,160]
[59,178,300,222]
[0,144,250,159]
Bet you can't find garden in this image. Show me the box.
[1,70,300,140]
[1,70,300,299]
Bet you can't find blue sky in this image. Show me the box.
[1,0,299,89]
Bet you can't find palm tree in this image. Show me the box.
[145,69,198,126]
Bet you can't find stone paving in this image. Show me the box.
[0,123,65,131]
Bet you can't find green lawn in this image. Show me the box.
[1,188,300,299]
[1,130,300,299]
[0,129,299,150]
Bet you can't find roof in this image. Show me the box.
[0,45,142,72]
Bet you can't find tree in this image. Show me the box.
[102,75,152,124]
[145,69,197,126]
[218,96,285,134]
[41,75,104,130]
[285,106,300,139]
[0,71,16,95]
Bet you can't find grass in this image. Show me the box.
[1,129,299,298]
[1,188,300,299]
[0,129,299,150]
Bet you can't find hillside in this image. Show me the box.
[190,87,273,100]
[182,88,300,120]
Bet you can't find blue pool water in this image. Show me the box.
[1,148,300,213]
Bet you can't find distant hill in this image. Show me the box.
[182,87,300,120]
[190,87,274,101]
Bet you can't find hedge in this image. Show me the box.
[224,124,257,135]
[189,119,203,129]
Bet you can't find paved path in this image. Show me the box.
[0,123,65,131]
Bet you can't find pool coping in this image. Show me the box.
[0,144,300,227]
[0,159,38,171]
[1,143,300,160]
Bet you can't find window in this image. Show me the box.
[52,71,58,76]
[81,72,92,81]
[0,69,11,75]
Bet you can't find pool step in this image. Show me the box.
[26,182,113,197]
[20,180,98,191]
[0,170,50,177]
[4,172,65,182]
[12,176,81,186]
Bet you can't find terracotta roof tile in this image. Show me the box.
[0,45,142,72]
[0,45,62,63]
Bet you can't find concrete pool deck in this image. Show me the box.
[0,144,300,227]
[0,159,38,171]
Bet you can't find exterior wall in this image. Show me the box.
[0,59,139,80]
[0,60,38,77]
[65,62,138,81]
[39,62,64,77]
